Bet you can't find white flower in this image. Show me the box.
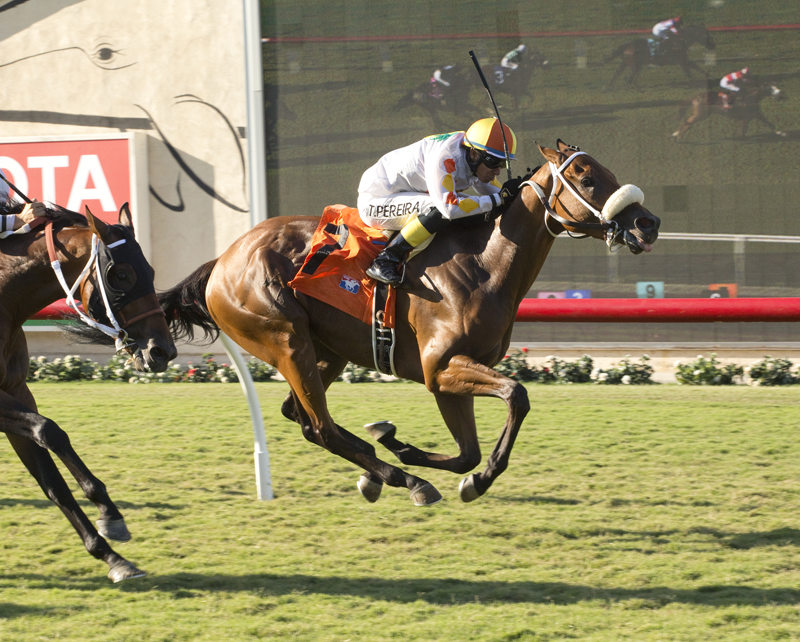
[622,375,631,385]
[598,372,608,382]
[693,370,702,376]
[128,377,139,384]
[220,377,229,383]
[673,359,682,368]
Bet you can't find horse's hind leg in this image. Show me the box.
[5,433,144,582]
[280,343,347,424]
[229,324,442,506]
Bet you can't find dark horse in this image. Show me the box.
[606,26,715,88]
[672,79,787,140]
[160,141,660,506]
[0,199,177,581]
[394,53,549,126]
[490,50,550,110]
[392,63,478,129]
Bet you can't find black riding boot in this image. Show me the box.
[366,233,414,286]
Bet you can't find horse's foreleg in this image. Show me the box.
[4,432,144,582]
[369,394,482,474]
[0,389,130,540]
[751,111,780,136]
[428,355,530,501]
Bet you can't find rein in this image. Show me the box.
[44,221,161,355]
[522,151,644,250]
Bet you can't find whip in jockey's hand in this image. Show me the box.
[357,117,518,287]
[0,170,51,238]
[17,200,48,225]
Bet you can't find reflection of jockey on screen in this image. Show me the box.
[358,118,523,287]
[431,65,455,88]
[501,44,527,71]
[719,67,749,109]
[0,169,47,239]
[652,16,681,40]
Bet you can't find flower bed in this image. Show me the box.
[25,352,800,386]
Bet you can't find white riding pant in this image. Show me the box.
[357,192,438,231]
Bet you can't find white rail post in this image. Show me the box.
[219,332,273,500]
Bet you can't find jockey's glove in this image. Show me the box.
[498,176,525,205]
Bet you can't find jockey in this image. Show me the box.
[719,67,750,109]
[358,117,522,286]
[501,44,527,72]
[652,16,682,41]
[432,65,455,88]
[0,169,47,238]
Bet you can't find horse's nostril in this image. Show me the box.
[635,217,654,231]
[149,346,168,362]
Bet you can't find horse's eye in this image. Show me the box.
[581,178,594,188]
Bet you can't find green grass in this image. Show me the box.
[2,382,800,640]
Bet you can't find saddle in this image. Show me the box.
[289,205,399,375]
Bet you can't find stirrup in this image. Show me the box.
[366,261,407,288]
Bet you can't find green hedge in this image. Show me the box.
[26,352,800,386]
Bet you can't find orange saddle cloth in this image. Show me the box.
[289,204,396,328]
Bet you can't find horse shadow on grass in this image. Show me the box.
[0,498,185,511]
[688,527,800,550]
[3,572,799,610]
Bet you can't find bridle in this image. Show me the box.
[521,151,644,251]
[44,220,165,356]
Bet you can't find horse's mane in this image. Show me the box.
[0,199,88,229]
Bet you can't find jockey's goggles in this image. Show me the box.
[480,154,506,169]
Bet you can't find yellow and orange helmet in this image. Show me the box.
[463,117,517,160]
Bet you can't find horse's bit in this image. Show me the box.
[522,151,644,251]
[44,221,163,356]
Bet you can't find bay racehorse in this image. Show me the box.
[159,141,660,506]
[0,199,177,582]
[606,25,715,89]
[671,79,787,140]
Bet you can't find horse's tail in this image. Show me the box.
[158,259,220,345]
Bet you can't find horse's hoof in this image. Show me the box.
[364,421,397,443]
[96,518,132,543]
[410,482,442,506]
[357,474,383,503]
[108,560,146,583]
[459,474,483,503]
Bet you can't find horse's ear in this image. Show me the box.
[119,202,134,234]
[85,206,115,245]
[556,139,581,153]
[537,142,562,165]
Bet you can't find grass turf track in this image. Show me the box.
[1,381,799,641]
